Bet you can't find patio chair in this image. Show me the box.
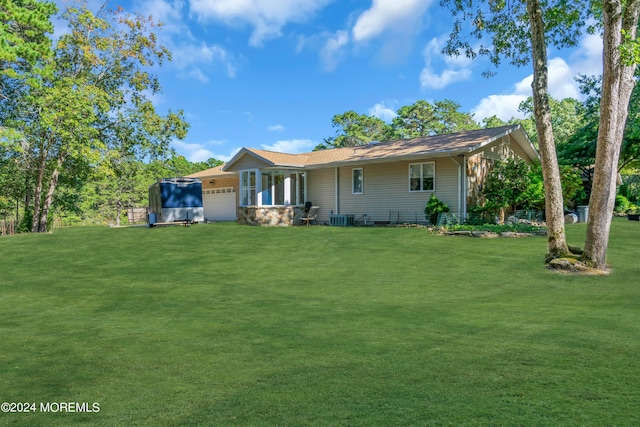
[301,206,319,226]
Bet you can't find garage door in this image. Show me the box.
[202,187,237,221]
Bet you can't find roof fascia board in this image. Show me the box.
[261,165,307,170]
[303,151,467,169]
[465,125,518,154]
[188,170,238,179]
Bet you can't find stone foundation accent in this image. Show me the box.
[238,206,296,226]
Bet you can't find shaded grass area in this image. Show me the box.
[0,219,639,425]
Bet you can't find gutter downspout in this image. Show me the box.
[461,155,467,220]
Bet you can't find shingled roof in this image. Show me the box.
[190,125,537,178]
[186,165,234,179]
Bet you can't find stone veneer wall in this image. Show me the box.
[237,206,296,226]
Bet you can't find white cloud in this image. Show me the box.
[207,139,227,146]
[369,102,397,122]
[352,0,432,42]
[351,0,433,64]
[189,0,332,47]
[172,43,238,78]
[187,68,210,83]
[570,32,603,77]
[420,68,472,90]
[472,34,603,122]
[172,139,238,162]
[261,139,315,153]
[295,30,350,71]
[127,0,240,81]
[471,94,529,122]
[547,57,581,100]
[420,36,472,90]
[267,124,286,132]
[136,0,187,36]
[172,140,216,162]
[217,147,242,162]
[319,30,349,72]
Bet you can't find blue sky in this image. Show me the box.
[53,0,603,162]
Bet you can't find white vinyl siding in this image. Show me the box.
[333,159,459,223]
[307,168,335,224]
[230,155,271,171]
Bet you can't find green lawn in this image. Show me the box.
[1,219,639,426]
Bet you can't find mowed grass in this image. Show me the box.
[0,219,639,426]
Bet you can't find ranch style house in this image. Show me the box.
[187,125,539,226]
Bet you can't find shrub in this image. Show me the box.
[18,207,33,233]
[466,204,492,225]
[615,195,630,213]
[425,194,449,225]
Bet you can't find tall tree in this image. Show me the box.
[483,157,532,222]
[583,0,640,270]
[3,5,188,232]
[518,96,587,147]
[559,75,640,171]
[390,99,478,139]
[0,145,25,221]
[319,110,390,149]
[441,0,589,260]
[0,0,57,102]
[0,0,56,207]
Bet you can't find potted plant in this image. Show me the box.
[425,194,449,225]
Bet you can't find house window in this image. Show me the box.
[240,170,257,206]
[352,168,363,194]
[409,162,435,192]
[260,171,288,205]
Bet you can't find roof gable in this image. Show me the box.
[223,148,308,172]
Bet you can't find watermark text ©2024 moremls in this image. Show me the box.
[1,402,100,413]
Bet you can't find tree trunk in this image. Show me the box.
[37,152,66,232]
[526,0,569,259]
[583,0,640,270]
[31,148,47,232]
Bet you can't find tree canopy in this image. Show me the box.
[319,99,480,150]
[1,3,191,231]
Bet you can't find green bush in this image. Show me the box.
[447,222,545,233]
[18,207,33,233]
[425,194,449,225]
[615,194,630,213]
[465,204,492,225]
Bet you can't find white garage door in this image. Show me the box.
[202,187,237,221]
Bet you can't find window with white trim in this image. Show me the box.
[240,170,257,206]
[352,168,363,194]
[409,162,435,192]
